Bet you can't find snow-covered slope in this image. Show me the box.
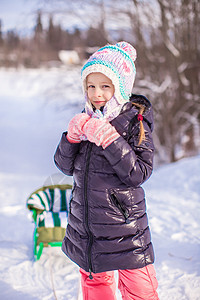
[144,156,200,300]
[0,68,199,299]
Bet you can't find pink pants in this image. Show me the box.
[80,264,159,300]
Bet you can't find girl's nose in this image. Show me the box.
[94,87,102,97]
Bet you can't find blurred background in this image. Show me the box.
[0,0,199,174]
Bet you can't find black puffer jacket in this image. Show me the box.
[54,94,155,274]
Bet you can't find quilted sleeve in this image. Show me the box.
[54,132,80,176]
[103,121,154,187]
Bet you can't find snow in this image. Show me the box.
[143,156,200,299]
[0,67,199,299]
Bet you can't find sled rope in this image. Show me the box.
[48,246,81,300]
[48,246,58,300]
[76,276,81,300]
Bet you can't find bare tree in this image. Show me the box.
[41,0,200,163]
[110,0,200,163]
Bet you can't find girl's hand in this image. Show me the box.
[67,113,90,143]
[83,118,120,149]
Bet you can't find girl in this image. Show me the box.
[54,41,159,300]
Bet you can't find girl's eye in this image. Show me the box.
[87,85,95,89]
[102,85,110,88]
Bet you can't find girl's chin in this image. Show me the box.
[92,102,106,109]
[95,105,104,109]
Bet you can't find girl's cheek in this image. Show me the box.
[87,92,92,101]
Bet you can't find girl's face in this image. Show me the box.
[86,72,115,109]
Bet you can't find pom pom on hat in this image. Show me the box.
[81,41,137,104]
[115,41,137,62]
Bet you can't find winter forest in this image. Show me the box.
[1,0,199,164]
[0,0,200,299]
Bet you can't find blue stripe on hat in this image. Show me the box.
[96,45,136,70]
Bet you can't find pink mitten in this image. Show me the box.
[67,113,90,143]
[83,118,120,149]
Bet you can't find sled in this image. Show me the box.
[27,184,72,260]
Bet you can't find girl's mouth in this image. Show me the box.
[94,101,105,104]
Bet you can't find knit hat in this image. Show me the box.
[81,41,137,104]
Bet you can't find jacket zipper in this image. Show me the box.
[84,143,94,279]
[110,192,131,224]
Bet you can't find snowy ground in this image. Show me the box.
[0,67,199,299]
